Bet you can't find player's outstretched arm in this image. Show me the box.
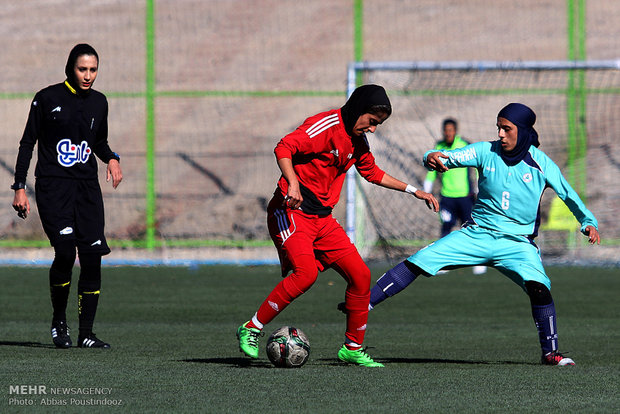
[378,173,439,212]
[584,225,601,245]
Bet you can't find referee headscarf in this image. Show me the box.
[65,43,99,92]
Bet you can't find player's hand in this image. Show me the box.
[107,159,123,189]
[12,189,30,219]
[414,190,439,212]
[584,225,600,245]
[426,152,449,173]
[283,186,303,209]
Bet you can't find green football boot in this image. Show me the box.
[236,322,262,359]
[337,345,384,367]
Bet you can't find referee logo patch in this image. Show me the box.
[56,139,92,167]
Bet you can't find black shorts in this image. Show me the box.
[35,177,111,255]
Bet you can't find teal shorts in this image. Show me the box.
[407,225,550,290]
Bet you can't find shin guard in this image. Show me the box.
[255,255,318,326]
[531,301,558,355]
[344,290,370,348]
[370,261,419,309]
[77,253,102,337]
[49,242,76,322]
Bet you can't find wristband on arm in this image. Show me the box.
[405,184,418,195]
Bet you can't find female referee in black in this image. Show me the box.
[12,44,123,349]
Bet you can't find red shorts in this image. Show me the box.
[267,192,357,277]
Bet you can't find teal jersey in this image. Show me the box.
[424,141,598,237]
[425,135,470,198]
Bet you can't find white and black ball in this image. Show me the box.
[266,326,310,368]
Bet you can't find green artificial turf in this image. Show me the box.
[0,265,618,413]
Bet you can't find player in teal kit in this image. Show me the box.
[366,103,600,365]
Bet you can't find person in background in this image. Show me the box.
[424,118,486,274]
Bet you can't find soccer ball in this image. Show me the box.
[266,326,310,368]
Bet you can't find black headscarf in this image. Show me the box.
[65,43,99,93]
[340,84,391,136]
[497,103,540,166]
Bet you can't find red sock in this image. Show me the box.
[255,279,296,325]
[255,254,317,325]
[331,252,371,348]
[344,290,370,347]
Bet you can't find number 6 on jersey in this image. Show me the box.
[501,191,510,210]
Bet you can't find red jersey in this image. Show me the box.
[274,108,385,214]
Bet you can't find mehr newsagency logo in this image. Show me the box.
[7,385,122,407]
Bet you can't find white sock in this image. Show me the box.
[345,340,362,350]
[251,313,264,330]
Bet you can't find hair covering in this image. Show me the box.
[497,103,540,165]
[65,43,99,92]
[340,84,391,136]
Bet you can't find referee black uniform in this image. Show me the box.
[12,43,121,349]
[15,80,119,253]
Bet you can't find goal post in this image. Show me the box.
[345,59,620,264]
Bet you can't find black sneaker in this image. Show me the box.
[78,333,111,349]
[337,301,347,314]
[51,320,72,348]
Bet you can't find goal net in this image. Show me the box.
[346,60,620,265]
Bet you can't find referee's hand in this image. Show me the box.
[12,189,29,219]
[106,159,123,189]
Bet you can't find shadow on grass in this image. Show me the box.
[377,357,538,366]
[315,357,538,366]
[180,355,539,367]
[181,357,273,368]
[0,340,56,349]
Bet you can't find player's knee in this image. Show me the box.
[332,252,371,294]
[347,263,371,295]
[525,280,552,306]
[283,270,317,296]
[403,260,425,276]
[284,255,318,295]
[51,241,76,274]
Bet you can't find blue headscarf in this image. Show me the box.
[497,103,540,166]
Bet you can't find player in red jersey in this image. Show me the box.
[237,85,439,367]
